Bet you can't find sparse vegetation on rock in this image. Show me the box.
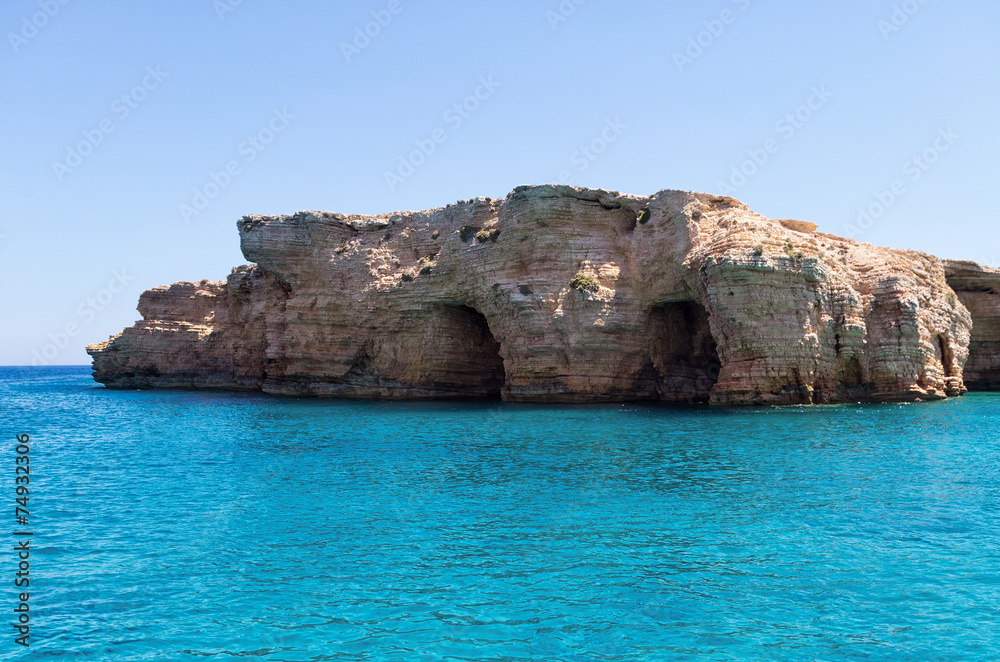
[570,272,600,293]
[476,227,501,244]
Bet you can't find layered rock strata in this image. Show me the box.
[88,185,991,405]
[944,260,1000,390]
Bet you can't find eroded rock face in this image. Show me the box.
[944,260,1000,390]
[86,266,286,390]
[88,185,988,404]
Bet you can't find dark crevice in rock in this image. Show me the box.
[937,335,954,378]
[646,301,721,403]
[425,305,506,398]
[837,355,874,400]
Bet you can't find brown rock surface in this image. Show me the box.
[944,260,1000,390]
[776,219,819,234]
[88,185,986,404]
[86,266,285,390]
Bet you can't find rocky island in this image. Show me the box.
[87,185,1000,405]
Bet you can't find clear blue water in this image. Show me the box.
[1,366,999,661]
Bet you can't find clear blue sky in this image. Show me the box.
[3,0,998,366]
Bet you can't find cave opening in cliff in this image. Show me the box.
[835,354,873,400]
[429,304,507,398]
[646,301,721,403]
[937,335,954,378]
[839,356,864,387]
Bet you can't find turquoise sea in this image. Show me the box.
[1,366,998,661]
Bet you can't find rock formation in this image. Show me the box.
[944,260,1000,390]
[88,185,997,405]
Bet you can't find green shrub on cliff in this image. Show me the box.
[570,272,600,293]
[476,227,501,243]
[783,240,805,267]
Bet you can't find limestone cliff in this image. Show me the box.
[944,260,1000,390]
[88,185,993,404]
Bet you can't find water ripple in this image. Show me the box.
[1,367,998,660]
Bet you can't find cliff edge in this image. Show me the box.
[88,185,998,405]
